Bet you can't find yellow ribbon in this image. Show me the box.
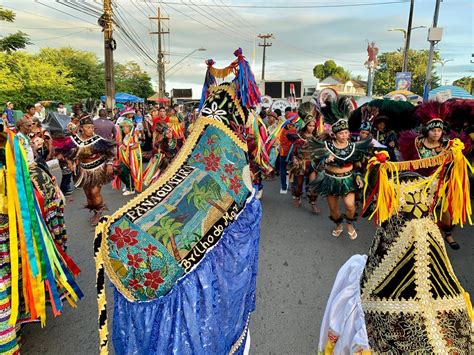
[363,151,400,225]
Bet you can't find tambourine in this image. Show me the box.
[318,88,338,107]
[390,93,407,101]
[261,95,273,109]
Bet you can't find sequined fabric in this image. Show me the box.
[111,197,261,355]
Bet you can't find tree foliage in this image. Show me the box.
[0,52,74,109]
[313,60,351,81]
[114,61,154,99]
[37,47,104,101]
[452,76,473,93]
[0,7,31,52]
[0,47,154,108]
[373,49,440,96]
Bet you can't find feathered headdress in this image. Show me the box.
[321,96,353,133]
[414,101,449,131]
[79,113,93,126]
[444,99,474,132]
[349,99,416,133]
[298,101,317,127]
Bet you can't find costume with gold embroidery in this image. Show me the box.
[318,141,472,354]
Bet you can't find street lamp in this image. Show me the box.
[166,48,206,74]
[436,58,454,85]
[388,25,426,72]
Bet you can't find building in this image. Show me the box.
[317,76,367,96]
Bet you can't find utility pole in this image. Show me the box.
[258,34,273,81]
[402,0,415,72]
[423,0,442,101]
[101,0,115,112]
[150,8,169,99]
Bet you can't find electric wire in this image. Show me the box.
[148,1,410,9]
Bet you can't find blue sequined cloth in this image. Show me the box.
[112,197,261,355]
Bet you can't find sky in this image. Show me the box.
[2,0,473,98]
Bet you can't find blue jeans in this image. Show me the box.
[279,155,288,190]
[60,172,73,194]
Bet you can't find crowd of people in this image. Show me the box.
[2,101,200,226]
[1,89,473,353]
[248,97,472,248]
[2,95,473,238]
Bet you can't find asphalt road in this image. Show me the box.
[21,179,473,354]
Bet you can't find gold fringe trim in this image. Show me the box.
[209,63,237,78]
[389,150,452,172]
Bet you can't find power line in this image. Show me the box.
[112,1,157,64]
[2,24,97,30]
[143,1,410,9]
[6,3,96,26]
[186,0,254,40]
[32,29,93,41]
[114,0,153,52]
[158,0,252,44]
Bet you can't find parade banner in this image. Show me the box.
[395,72,412,91]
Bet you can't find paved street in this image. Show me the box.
[22,179,473,354]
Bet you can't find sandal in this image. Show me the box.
[348,229,358,240]
[444,232,460,250]
[332,224,344,237]
[310,202,321,214]
[293,196,301,207]
[344,214,358,240]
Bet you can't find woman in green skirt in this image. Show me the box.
[309,97,371,240]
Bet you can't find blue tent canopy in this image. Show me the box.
[429,85,473,99]
[101,92,144,103]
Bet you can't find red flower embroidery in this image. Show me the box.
[207,138,215,145]
[127,253,143,268]
[143,270,165,290]
[143,244,158,257]
[220,174,227,182]
[128,278,142,291]
[203,152,220,172]
[110,227,139,249]
[223,163,234,175]
[228,175,242,194]
[194,153,202,161]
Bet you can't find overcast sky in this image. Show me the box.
[3,0,473,98]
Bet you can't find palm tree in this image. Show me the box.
[148,216,183,261]
[187,180,225,213]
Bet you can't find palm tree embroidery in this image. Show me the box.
[148,216,183,261]
[187,180,225,214]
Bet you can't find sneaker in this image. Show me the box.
[122,186,127,192]
[122,190,135,196]
[279,189,288,194]
[256,189,263,200]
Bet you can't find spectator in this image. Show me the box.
[93,108,117,140]
[22,104,36,121]
[3,102,14,126]
[34,103,45,121]
[152,106,168,130]
[57,102,67,115]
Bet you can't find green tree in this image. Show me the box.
[313,60,351,81]
[373,49,440,96]
[37,47,104,101]
[187,180,225,214]
[114,61,154,99]
[0,7,31,52]
[0,51,73,109]
[148,216,183,261]
[452,76,473,93]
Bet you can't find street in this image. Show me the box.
[22,179,473,354]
